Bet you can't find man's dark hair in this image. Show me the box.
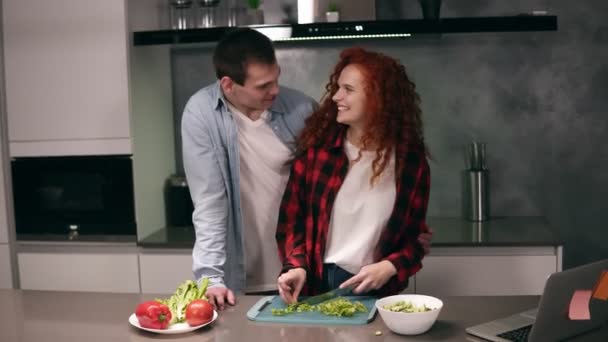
[213,28,276,85]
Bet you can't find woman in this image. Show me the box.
[276,47,430,304]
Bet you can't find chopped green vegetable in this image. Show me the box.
[155,278,209,324]
[318,298,367,317]
[383,300,431,313]
[271,302,317,316]
[271,297,367,317]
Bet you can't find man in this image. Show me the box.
[182,28,433,310]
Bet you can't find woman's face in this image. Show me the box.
[332,64,368,128]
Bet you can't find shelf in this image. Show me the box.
[133,15,557,46]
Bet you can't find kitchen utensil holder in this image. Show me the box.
[463,169,490,221]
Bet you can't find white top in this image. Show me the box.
[229,104,292,292]
[324,140,397,274]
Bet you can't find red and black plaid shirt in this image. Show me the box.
[276,127,430,296]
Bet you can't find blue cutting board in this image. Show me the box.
[246,295,377,325]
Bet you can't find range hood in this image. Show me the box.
[133,15,557,46]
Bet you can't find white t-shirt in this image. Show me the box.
[229,104,292,292]
[324,140,397,274]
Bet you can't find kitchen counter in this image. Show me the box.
[138,216,562,248]
[17,233,137,243]
[425,216,563,246]
[0,290,604,342]
[138,225,195,248]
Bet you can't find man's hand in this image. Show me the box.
[277,268,306,304]
[205,285,236,311]
[339,260,397,294]
[418,224,434,255]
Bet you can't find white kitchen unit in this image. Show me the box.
[0,121,14,288]
[2,0,131,157]
[415,246,562,296]
[17,243,140,293]
[139,249,194,294]
[0,245,12,289]
[0,186,12,288]
[0,176,7,245]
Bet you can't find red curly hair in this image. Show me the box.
[297,47,427,185]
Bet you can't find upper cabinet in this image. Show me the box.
[2,0,132,157]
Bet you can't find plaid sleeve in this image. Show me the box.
[276,152,309,274]
[379,153,430,295]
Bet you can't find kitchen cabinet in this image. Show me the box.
[415,246,562,296]
[2,0,131,157]
[139,249,194,294]
[0,101,13,288]
[17,243,140,293]
[0,245,12,289]
[0,171,11,288]
[0,191,7,245]
[138,248,414,295]
[0,131,8,244]
[0,181,7,244]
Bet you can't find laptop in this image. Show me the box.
[466,259,608,342]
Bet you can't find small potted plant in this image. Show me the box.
[247,0,264,24]
[326,2,340,23]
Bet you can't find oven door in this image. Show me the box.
[11,155,136,237]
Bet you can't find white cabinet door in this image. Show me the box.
[3,0,131,156]
[139,250,194,294]
[416,247,560,296]
[18,246,140,293]
[0,127,8,244]
[0,244,13,289]
[0,163,7,244]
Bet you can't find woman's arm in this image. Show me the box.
[380,154,431,294]
[276,152,310,274]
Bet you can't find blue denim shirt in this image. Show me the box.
[182,81,317,293]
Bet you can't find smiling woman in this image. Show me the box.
[276,47,431,303]
[332,64,368,134]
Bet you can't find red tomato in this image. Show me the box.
[185,299,214,326]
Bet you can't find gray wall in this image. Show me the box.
[170,0,608,268]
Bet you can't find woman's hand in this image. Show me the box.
[339,260,397,294]
[277,268,307,304]
[418,224,434,255]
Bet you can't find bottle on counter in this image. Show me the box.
[462,142,490,221]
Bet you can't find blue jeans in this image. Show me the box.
[321,263,380,296]
[321,263,355,292]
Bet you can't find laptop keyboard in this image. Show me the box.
[496,324,533,342]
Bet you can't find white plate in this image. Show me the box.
[129,310,218,334]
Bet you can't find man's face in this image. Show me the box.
[225,62,280,114]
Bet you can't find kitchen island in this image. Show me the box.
[1,290,605,342]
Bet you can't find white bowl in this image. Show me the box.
[375,294,443,335]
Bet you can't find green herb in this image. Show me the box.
[318,297,367,317]
[271,297,367,317]
[271,302,316,316]
[247,0,262,9]
[155,278,209,324]
[328,2,339,12]
[383,300,431,313]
